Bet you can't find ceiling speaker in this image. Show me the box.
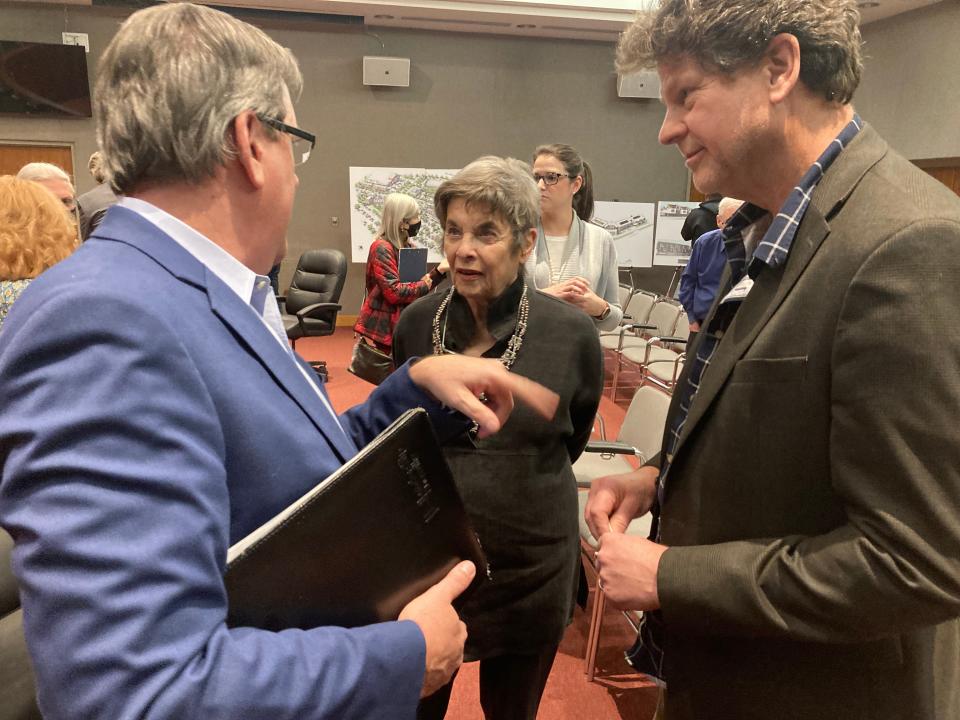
[617,71,660,99]
[363,56,411,87]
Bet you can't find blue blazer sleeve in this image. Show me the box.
[338,360,472,447]
[0,288,425,720]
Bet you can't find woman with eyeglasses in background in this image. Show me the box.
[527,143,622,331]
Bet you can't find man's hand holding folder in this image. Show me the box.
[225,355,561,701]
[400,560,477,698]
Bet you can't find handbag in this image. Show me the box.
[348,336,394,385]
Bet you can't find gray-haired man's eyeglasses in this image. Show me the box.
[257,114,316,166]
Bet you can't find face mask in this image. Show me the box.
[406,221,422,237]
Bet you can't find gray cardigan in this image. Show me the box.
[525,216,623,331]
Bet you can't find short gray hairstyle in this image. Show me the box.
[717,196,743,223]
[434,156,539,253]
[95,2,303,193]
[617,0,863,103]
[16,162,73,189]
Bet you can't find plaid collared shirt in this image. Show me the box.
[631,114,864,683]
[660,113,863,508]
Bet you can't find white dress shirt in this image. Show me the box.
[118,197,344,429]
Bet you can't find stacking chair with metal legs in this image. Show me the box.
[578,492,651,681]
[622,319,690,393]
[573,384,672,488]
[573,384,671,680]
[606,299,684,401]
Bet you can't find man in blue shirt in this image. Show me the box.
[677,196,742,333]
[0,5,557,719]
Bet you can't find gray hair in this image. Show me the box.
[717,196,743,224]
[87,152,107,185]
[434,156,539,253]
[16,162,73,189]
[378,193,420,250]
[617,0,863,103]
[95,2,303,193]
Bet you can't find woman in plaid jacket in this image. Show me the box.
[353,193,446,353]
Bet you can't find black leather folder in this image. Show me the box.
[398,247,428,283]
[225,408,486,631]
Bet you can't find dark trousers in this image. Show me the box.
[417,646,558,720]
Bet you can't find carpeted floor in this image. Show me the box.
[295,328,659,720]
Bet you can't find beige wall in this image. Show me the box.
[856,0,960,161]
[0,1,684,312]
[4,0,954,309]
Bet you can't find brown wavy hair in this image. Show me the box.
[533,143,595,222]
[617,0,863,104]
[0,176,79,280]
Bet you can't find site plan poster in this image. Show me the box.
[653,200,700,266]
[350,167,458,263]
[591,201,656,268]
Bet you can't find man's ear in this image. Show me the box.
[764,33,801,104]
[232,110,268,190]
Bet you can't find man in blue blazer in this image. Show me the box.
[0,5,554,718]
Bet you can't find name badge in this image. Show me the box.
[720,275,754,304]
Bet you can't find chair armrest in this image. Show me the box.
[644,352,687,366]
[639,340,685,364]
[584,440,642,457]
[295,302,342,320]
[592,413,608,441]
[644,354,687,385]
[600,323,658,352]
[293,302,342,334]
[655,336,687,345]
[583,440,647,464]
[599,322,654,336]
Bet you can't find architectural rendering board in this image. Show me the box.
[350,167,458,263]
[591,201,655,268]
[653,200,700,266]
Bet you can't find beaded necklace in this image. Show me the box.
[431,283,529,370]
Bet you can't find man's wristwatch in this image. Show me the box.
[594,303,611,321]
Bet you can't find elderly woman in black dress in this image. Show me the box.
[394,156,602,720]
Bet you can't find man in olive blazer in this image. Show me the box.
[587,2,960,718]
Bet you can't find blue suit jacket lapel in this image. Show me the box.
[93,207,357,464]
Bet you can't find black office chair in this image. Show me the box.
[1,529,42,719]
[279,249,347,381]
